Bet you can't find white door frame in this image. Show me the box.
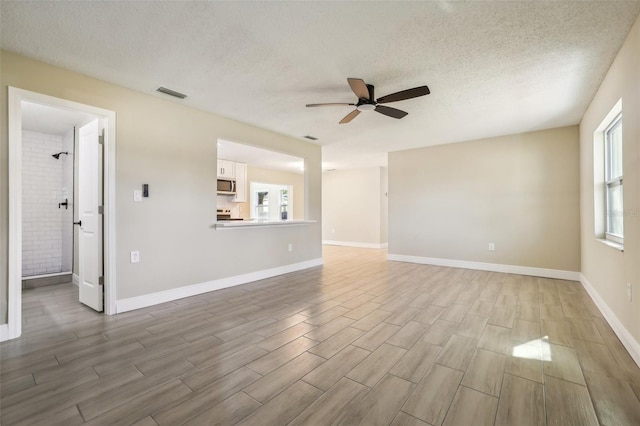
[3,87,117,341]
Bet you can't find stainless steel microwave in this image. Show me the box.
[217,178,236,195]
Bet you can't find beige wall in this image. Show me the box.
[0,51,322,318]
[237,166,304,220]
[381,167,388,243]
[322,167,388,245]
[389,126,581,272]
[579,16,640,343]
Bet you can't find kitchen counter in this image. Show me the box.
[215,219,316,229]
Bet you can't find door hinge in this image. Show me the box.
[98,129,105,145]
[98,276,104,285]
[98,205,104,214]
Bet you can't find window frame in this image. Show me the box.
[604,113,623,244]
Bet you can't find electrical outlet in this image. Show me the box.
[130,251,140,263]
[288,243,293,252]
[489,243,495,251]
[133,190,142,202]
[628,282,632,302]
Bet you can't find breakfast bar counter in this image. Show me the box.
[215,220,315,229]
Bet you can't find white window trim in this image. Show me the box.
[603,112,623,244]
[593,99,622,250]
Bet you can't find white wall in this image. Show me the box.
[322,167,388,247]
[21,130,73,277]
[579,15,640,352]
[388,126,581,273]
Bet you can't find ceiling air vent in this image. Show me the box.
[303,135,318,141]
[157,87,187,99]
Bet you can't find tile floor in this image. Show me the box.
[1,246,639,425]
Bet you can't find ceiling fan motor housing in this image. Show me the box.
[356,84,377,111]
[366,84,375,102]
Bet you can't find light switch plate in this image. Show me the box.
[133,190,142,202]
[130,251,140,263]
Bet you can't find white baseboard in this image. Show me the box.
[0,324,9,342]
[387,253,581,281]
[72,273,79,286]
[116,258,323,314]
[323,240,388,249]
[580,273,640,367]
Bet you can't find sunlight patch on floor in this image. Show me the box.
[512,336,552,361]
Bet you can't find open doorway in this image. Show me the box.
[216,139,305,222]
[2,88,117,342]
[20,102,93,288]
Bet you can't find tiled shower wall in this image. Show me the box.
[22,130,74,277]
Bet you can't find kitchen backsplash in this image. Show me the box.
[216,196,241,218]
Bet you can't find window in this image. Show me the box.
[604,113,623,244]
[250,182,293,221]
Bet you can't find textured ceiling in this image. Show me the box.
[2,1,639,170]
[219,139,304,175]
[22,101,96,136]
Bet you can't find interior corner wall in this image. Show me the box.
[388,125,581,273]
[322,167,386,246]
[0,50,322,312]
[579,15,640,348]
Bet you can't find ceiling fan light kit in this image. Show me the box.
[357,104,376,111]
[306,78,430,124]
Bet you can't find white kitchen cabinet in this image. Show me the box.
[232,162,247,202]
[217,159,235,179]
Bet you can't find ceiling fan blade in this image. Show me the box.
[339,109,361,124]
[347,78,370,100]
[375,105,408,119]
[376,86,430,104]
[306,103,355,107]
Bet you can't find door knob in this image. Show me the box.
[73,220,82,226]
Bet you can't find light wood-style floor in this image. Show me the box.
[2,246,640,425]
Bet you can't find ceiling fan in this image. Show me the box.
[306,78,430,124]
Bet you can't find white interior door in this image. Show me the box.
[77,119,104,311]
